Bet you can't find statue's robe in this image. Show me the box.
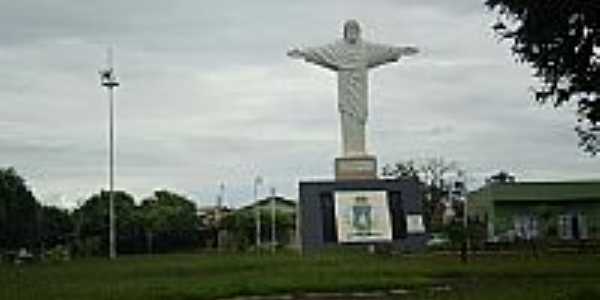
[301,40,404,156]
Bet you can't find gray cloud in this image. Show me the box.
[1,0,597,208]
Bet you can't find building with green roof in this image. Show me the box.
[468,181,600,242]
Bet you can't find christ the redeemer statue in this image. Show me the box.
[288,20,418,157]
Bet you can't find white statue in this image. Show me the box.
[288,20,418,157]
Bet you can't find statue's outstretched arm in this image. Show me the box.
[287,48,305,59]
[367,43,419,69]
[287,45,339,71]
[396,46,419,56]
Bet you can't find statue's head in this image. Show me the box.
[343,19,361,44]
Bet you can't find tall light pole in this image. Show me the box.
[99,47,120,260]
[254,176,263,250]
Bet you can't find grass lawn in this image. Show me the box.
[1,251,599,300]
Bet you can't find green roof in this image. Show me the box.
[469,181,600,203]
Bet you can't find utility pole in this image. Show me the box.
[99,47,120,260]
[254,176,263,250]
[452,171,468,263]
[216,182,225,251]
[461,178,469,263]
[270,186,276,253]
[217,183,225,211]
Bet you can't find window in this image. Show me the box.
[578,213,588,240]
[558,214,572,240]
[558,213,588,240]
[514,215,538,240]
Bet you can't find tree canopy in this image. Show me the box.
[73,190,140,255]
[382,157,460,188]
[1,167,205,256]
[382,158,464,231]
[487,170,516,184]
[0,167,40,251]
[138,190,200,253]
[486,0,600,154]
[40,206,73,251]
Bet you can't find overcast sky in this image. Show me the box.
[1,0,598,209]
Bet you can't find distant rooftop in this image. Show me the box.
[469,181,600,202]
[240,196,297,210]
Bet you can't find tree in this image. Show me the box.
[39,206,73,251]
[137,200,168,254]
[73,190,140,256]
[0,167,40,251]
[487,170,516,183]
[383,157,459,185]
[382,157,463,231]
[382,160,420,180]
[486,0,600,154]
[138,190,199,253]
[220,210,255,251]
[420,157,459,189]
[221,209,295,251]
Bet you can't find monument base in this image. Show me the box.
[298,178,427,253]
[335,156,377,180]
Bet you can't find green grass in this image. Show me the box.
[1,251,599,300]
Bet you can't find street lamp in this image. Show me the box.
[99,47,120,260]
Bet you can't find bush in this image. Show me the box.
[46,245,70,262]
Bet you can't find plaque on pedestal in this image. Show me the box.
[335,156,377,180]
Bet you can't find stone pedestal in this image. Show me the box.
[335,156,377,180]
[298,179,427,253]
